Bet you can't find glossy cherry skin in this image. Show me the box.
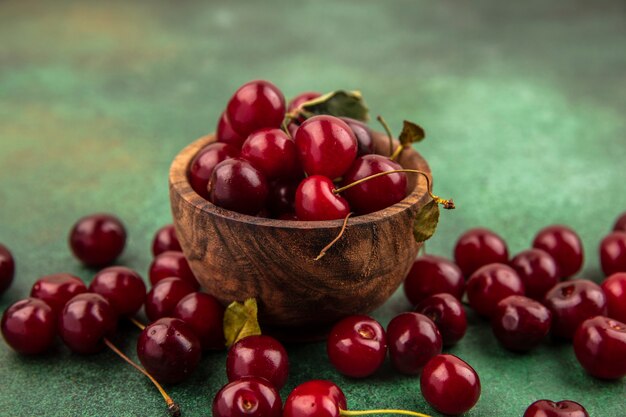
[151,224,182,256]
[68,213,126,267]
[59,293,117,354]
[294,115,357,179]
[454,228,509,278]
[0,243,15,294]
[283,380,347,417]
[268,179,299,216]
[523,400,589,417]
[599,232,626,276]
[466,263,525,318]
[226,80,286,138]
[209,158,269,216]
[339,155,407,215]
[287,91,321,116]
[216,112,246,149]
[543,279,607,340]
[189,142,240,199]
[339,117,374,156]
[533,225,583,278]
[240,128,300,180]
[137,317,201,384]
[491,295,551,352]
[295,175,350,221]
[89,266,146,317]
[510,249,560,300]
[387,312,442,375]
[613,212,626,232]
[148,250,198,288]
[174,292,224,351]
[601,272,626,322]
[30,273,87,314]
[573,315,626,379]
[416,293,467,347]
[213,376,282,417]
[227,335,289,389]
[144,277,196,322]
[1,298,56,355]
[420,354,481,416]
[404,255,465,305]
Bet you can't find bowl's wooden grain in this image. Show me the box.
[169,131,431,329]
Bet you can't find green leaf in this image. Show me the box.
[223,298,262,348]
[413,199,440,242]
[399,121,426,147]
[300,90,369,121]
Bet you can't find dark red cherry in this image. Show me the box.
[216,112,246,149]
[420,354,481,416]
[612,212,626,233]
[573,315,626,379]
[602,272,626,322]
[69,213,126,267]
[533,225,583,278]
[339,117,374,156]
[523,400,589,417]
[174,292,224,351]
[283,380,347,417]
[466,263,525,318]
[339,155,407,215]
[30,273,87,313]
[287,91,321,116]
[454,228,509,278]
[209,158,269,215]
[189,142,240,199]
[510,249,559,300]
[148,250,198,288]
[137,317,201,384]
[0,243,15,294]
[240,128,300,180]
[226,80,286,138]
[1,298,56,355]
[89,266,146,317]
[145,277,196,322]
[491,295,551,352]
[59,293,117,354]
[416,293,467,347]
[599,231,626,276]
[151,224,182,257]
[387,312,442,375]
[268,179,299,216]
[213,376,282,417]
[404,255,464,305]
[543,279,607,340]
[227,335,289,389]
[295,175,350,221]
[294,115,357,179]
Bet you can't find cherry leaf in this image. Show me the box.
[223,298,261,348]
[399,121,426,147]
[413,199,440,242]
[300,90,369,121]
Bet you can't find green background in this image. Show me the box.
[1,1,625,416]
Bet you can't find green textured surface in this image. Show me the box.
[1,1,625,416]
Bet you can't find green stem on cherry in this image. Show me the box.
[340,409,432,417]
[130,317,146,331]
[376,115,395,157]
[389,144,405,161]
[314,212,353,261]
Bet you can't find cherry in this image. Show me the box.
[68,213,126,267]
[339,155,407,215]
[268,178,299,216]
[523,400,589,417]
[404,255,464,305]
[599,231,626,276]
[387,312,442,375]
[601,272,626,322]
[491,295,551,352]
[227,334,289,389]
[510,249,560,300]
[294,115,357,179]
[59,293,117,354]
[339,117,374,156]
[216,112,246,149]
[213,377,282,417]
[174,292,225,351]
[89,266,146,317]
[573,315,626,379]
[145,277,196,322]
[543,279,607,340]
[189,142,240,199]
[1,298,56,355]
[209,158,269,216]
[326,315,387,378]
[420,354,481,416]
[137,317,201,384]
[152,224,182,256]
[415,293,467,347]
[30,273,87,313]
[454,228,509,278]
[240,128,300,180]
[226,80,286,138]
[613,212,626,232]
[148,250,198,289]
[533,225,583,278]
[466,263,525,318]
[295,175,350,221]
[283,380,347,417]
[0,243,15,294]
[287,91,321,116]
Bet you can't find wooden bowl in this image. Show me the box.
[169,131,431,331]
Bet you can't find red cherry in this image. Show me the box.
[209,158,269,215]
[227,335,289,389]
[283,380,347,417]
[415,293,467,347]
[69,213,126,267]
[226,80,286,137]
[491,295,551,352]
[189,142,240,199]
[148,250,198,288]
[510,249,559,300]
[30,273,87,314]
[533,225,584,278]
[0,243,15,294]
[599,231,626,276]
[404,255,465,305]
[151,224,182,257]
[268,179,300,216]
[295,175,350,221]
[601,272,626,322]
[174,292,224,350]
[454,228,509,278]
[466,263,525,318]
[89,266,146,317]
[216,112,246,149]
[420,354,481,416]
[58,293,117,354]
[326,315,387,378]
[294,115,357,179]
[339,117,374,156]
[573,315,626,379]
[145,277,196,322]
[240,128,300,179]
[523,400,589,417]
[213,377,282,417]
[1,298,56,355]
[613,212,626,232]
[387,312,442,375]
[287,91,321,115]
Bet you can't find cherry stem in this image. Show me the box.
[340,409,432,417]
[389,144,405,161]
[314,212,353,261]
[104,338,181,417]
[376,115,394,157]
[130,317,146,331]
